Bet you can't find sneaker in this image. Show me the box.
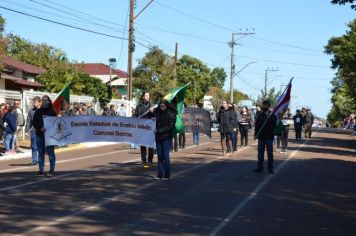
[276,148,280,152]
[36,171,45,176]
[268,169,274,174]
[31,162,38,166]
[147,161,153,167]
[162,177,169,181]
[153,176,162,180]
[252,168,263,173]
[143,164,150,168]
[46,171,55,177]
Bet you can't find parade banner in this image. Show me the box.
[182,107,211,138]
[44,116,156,147]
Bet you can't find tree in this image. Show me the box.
[133,46,174,102]
[325,19,356,124]
[2,27,112,106]
[256,87,281,106]
[207,86,225,112]
[331,0,356,10]
[133,47,228,106]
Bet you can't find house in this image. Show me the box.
[0,55,45,91]
[76,63,128,98]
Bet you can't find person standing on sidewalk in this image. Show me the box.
[304,108,314,138]
[153,100,176,180]
[25,96,41,165]
[293,109,304,141]
[3,105,17,155]
[32,95,57,177]
[135,91,154,168]
[231,104,240,152]
[13,100,25,152]
[253,100,276,174]
[217,101,236,157]
[239,106,251,147]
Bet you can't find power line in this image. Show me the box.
[155,1,235,32]
[238,55,329,68]
[0,5,129,40]
[251,36,322,53]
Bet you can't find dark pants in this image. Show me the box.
[240,125,249,146]
[232,130,238,151]
[178,132,186,148]
[37,135,56,173]
[304,124,312,138]
[295,126,302,140]
[257,138,274,171]
[171,135,178,152]
[156,138,171,178]
[140,146,154,164]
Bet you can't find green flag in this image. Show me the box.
[163,83,190,134]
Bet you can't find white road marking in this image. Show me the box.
[209,133,316,236]
[16,142,254,235]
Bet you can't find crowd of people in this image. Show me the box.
[342,114,355,133]
[0,93,339,179]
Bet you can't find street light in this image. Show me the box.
[231,61,256,102]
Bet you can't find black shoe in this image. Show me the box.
[46,171,55,177]
[252,168,263,173]
[268,169,274,174]
[36,171,45,176]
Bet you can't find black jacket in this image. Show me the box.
[217,107,236,133]
[254,111,276,139]
[155,109,176,141]
[25,107,38,133]
[135,101,153,118]
[33,107,57,137]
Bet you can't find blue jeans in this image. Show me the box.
[37,135,56,173]
[257,139,274,171]
[30,132,38,163]
[156,138,171,178]
[193,131,200,145]
[5,132,14,151]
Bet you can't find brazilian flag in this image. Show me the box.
[163,83,190,135]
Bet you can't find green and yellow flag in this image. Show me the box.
[164,83,190,134]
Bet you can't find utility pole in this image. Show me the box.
[127,0,135,101]
[264,67,278,98]
[127,0,155,101]
[173,42,178,87]
[229,30,254,104]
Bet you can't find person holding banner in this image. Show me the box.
[217,101,236,157]
[135,91,154,168]
[253,100,277,174]
[32,95,57,177]
[153,100,177,180]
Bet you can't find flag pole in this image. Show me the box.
[255,77,293,138]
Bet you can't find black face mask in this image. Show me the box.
[262,107,269,112]
[42,100,51,108]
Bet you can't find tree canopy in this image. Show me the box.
[325,19,356,125]
[331,0,356,10]
[133,46,229,105]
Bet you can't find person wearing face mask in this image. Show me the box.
[253,100,277,174]
[152,100,177,180]
[32,95,57,177]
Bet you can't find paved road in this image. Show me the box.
[0,129,355,235]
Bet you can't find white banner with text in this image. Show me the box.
[44,116,156,148]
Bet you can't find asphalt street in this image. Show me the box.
[0,129,355,236]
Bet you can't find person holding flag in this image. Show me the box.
[152,100,177,180]
[254,79,292,174]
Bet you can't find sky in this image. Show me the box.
[0,0,355,118]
